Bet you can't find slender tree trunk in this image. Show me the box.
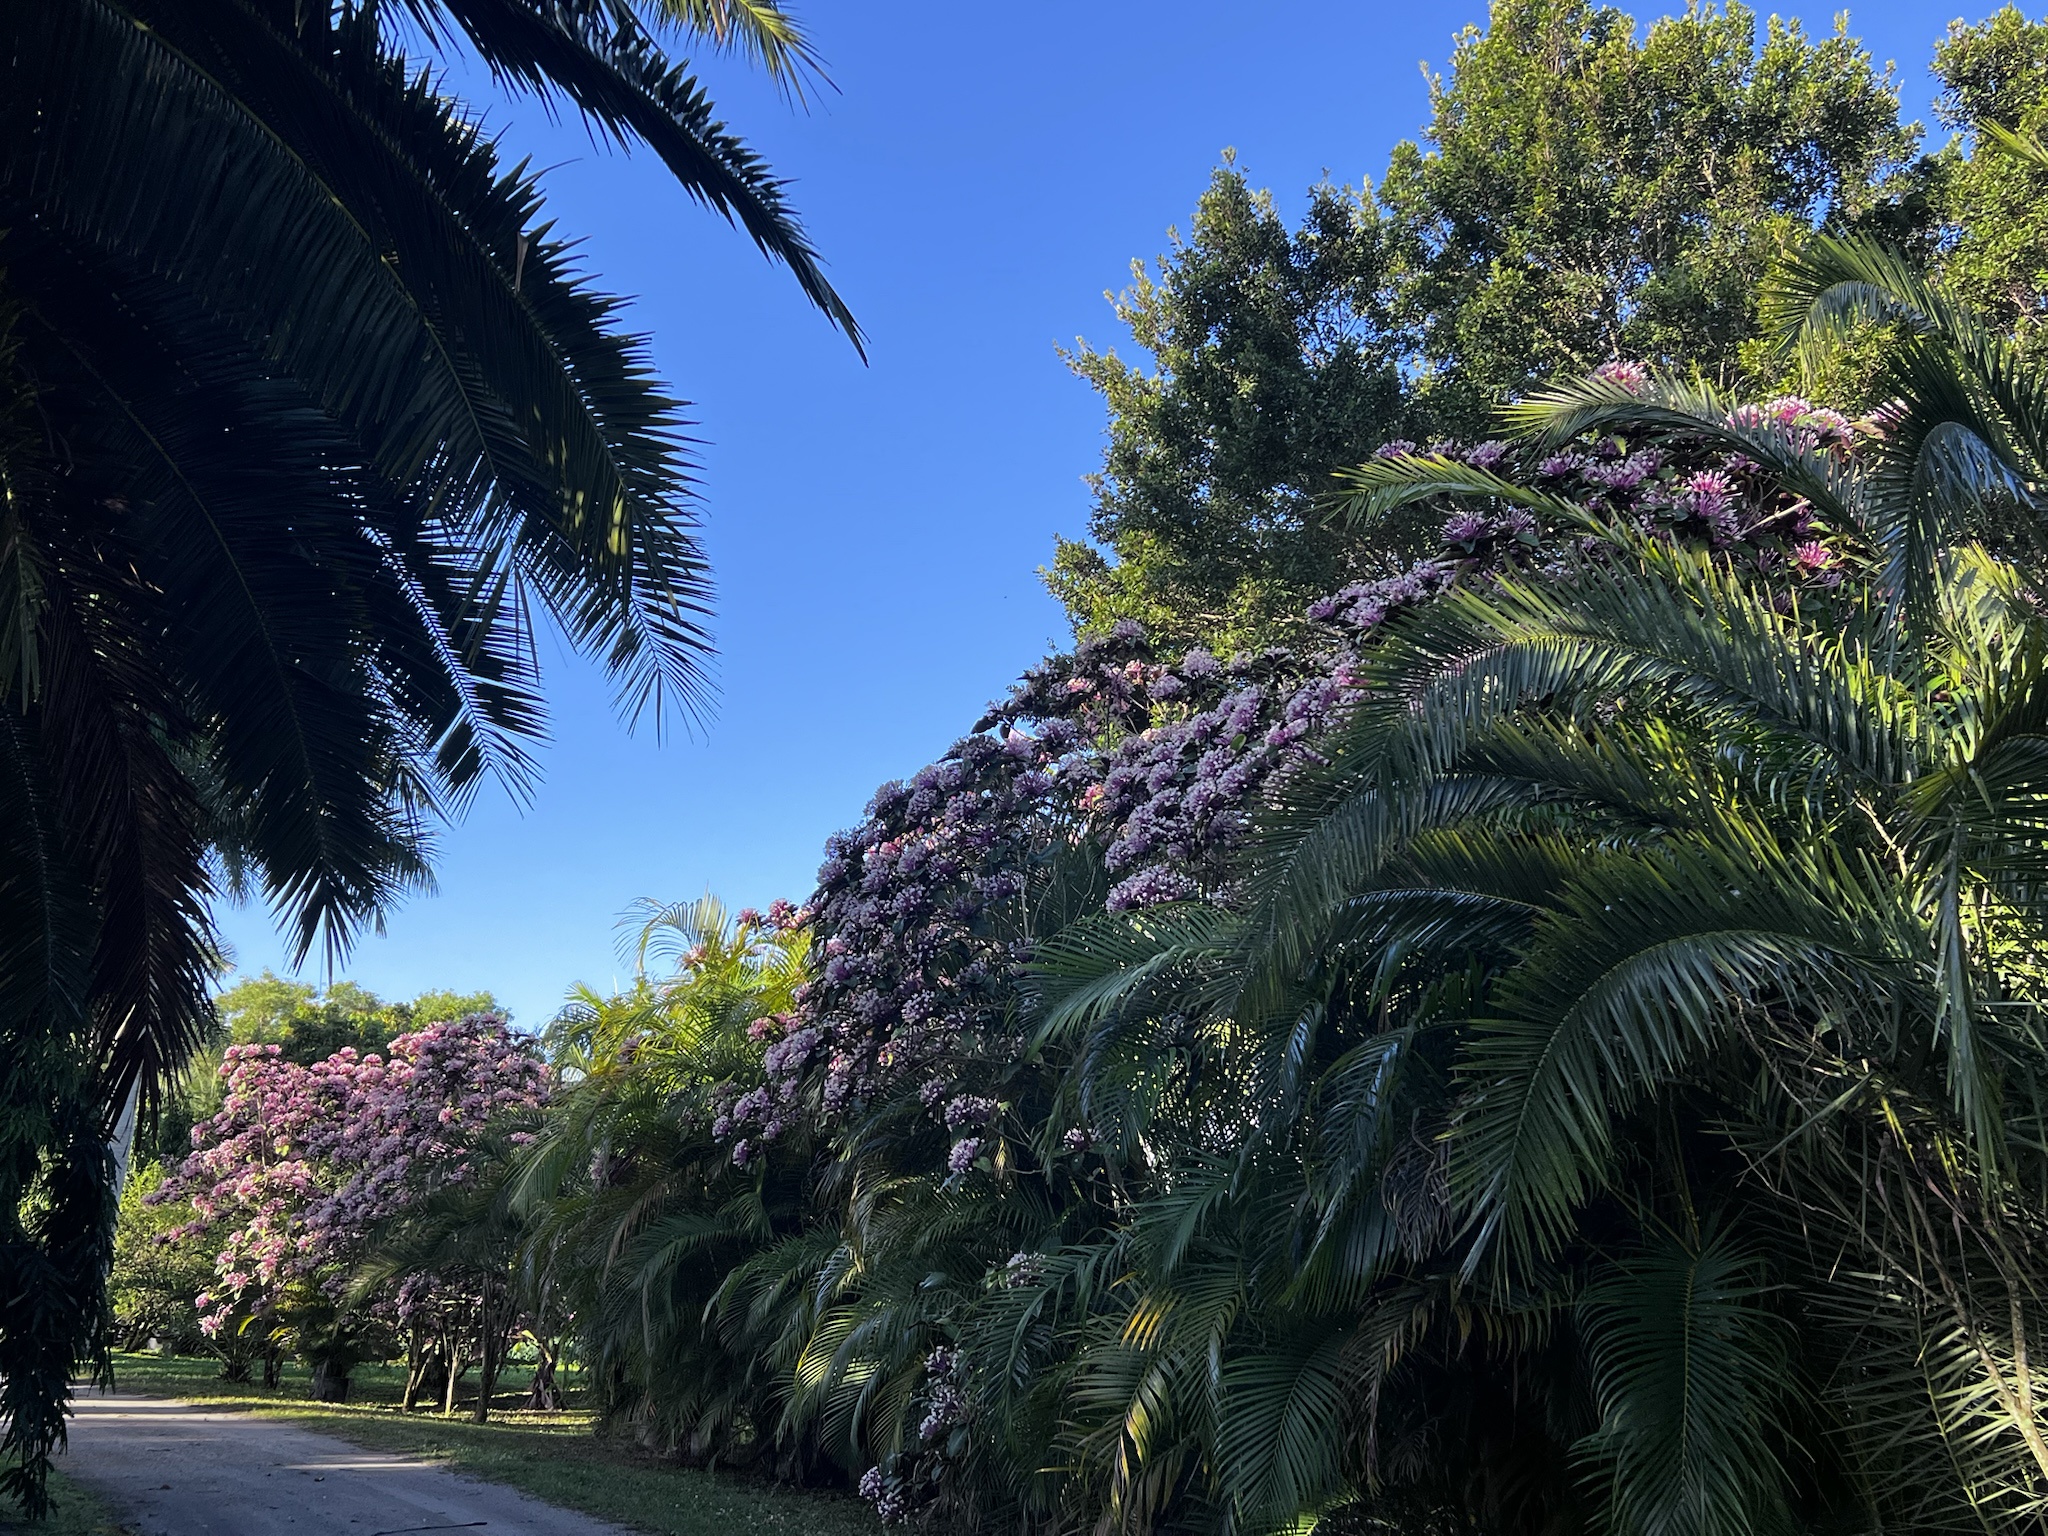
[402,1327,436,1413]
[525,1333,562,1411]
[525,1281,565,1410]
[471,1283,499,1425]
[472,1344,499,1422]
[441,1323,469,1419]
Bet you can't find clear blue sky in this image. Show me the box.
[214,0,1957,1027]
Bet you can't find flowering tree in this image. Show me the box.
[752,372,1856,1175]
[154,1013,549,1397]
[719,372,1866,1524]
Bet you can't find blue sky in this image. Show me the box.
[213,0,1957,1026]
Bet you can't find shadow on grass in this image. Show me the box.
[0,1472,131,1536]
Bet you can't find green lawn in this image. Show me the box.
[95,1353,882,1536]
[0,1473,128,1536]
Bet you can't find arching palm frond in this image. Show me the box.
[509,895,817,1469]
[1136,295,2048,1531]
[0,0,857,1503]
[1451,838,1903,1274]
[396,0,855,337]
[1501,376,1872,544]
[1767,239,2046,626]
[1575,1228,1794,1536]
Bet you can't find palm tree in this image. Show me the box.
[511,900,819,1467]
[0,1,855,1510]
[1021,242,2048,1535]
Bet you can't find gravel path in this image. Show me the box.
[62,1393,639,1536]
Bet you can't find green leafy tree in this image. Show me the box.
[1380,0,1920,421]
[216,975,385,1063]
[213,973,500,1065]
[1050,166,1412,653]
[107,1161,213,1356]
[108,1156,284,1384]
[0,0,853,1510]
[1052,0,1923,655]
[1930,7,2048,355]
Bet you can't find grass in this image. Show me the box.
[97,1353,882,1536]
[0,1473,129,1536]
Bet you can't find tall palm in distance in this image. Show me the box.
[0,0,854,1510]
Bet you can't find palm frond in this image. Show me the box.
[1575,1228,1794,1536]
[406,0,860,345]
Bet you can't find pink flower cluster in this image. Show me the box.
[152,1013,550,1334]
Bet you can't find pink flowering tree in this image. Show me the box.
[154,1012,549,1396]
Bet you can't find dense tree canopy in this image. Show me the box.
[1048,171,1411,653]
[134,975,505,1163]
[213,974,500,1067]
[1052,0,1923,653]
[1932,7,2048,353]
[1382,0,1919,415]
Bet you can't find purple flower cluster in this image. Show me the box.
[1534,391,1857,560]
[1593,358,1650,392]
[757,371,1861,1173]
[1729,395,1854,453]
[858,1346,973,1523]
[1090,660,1373,911]
[943,1094,998,1130]
[1304,563,1456,632]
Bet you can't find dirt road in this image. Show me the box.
[62,1394,639,1536]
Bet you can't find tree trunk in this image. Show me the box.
[403,1340,443,1413]
[525,1336,562,1411]
[308,1358,351,1402]
[441,1331,469,1418]
[472,1282,509,1424]
[402,1335,422,1412]
[471,1337,498,1424]
[262,1342,283,1390]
